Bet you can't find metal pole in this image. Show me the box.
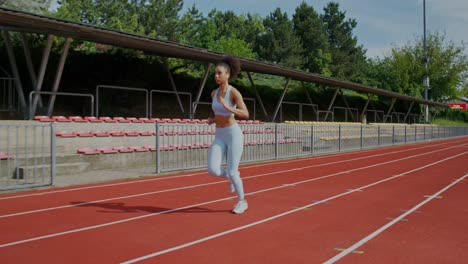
[423,0,430,123]
[21,33,42,108]
[192,63,211,119]
[302,82,317,118]
[47,37,72,116]
[247,71,268,118]
[325,88,340,121]
[271,78,291,122]
[2,30,28,117]
[50,123,56,185]
[31,34,54,118]
[404,101,415,123]
[384,98,397,123]
[155,123,161,173]
[164,59,185,115]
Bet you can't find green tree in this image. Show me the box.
[292,2,331,75]
[256,8,304,68]
[137,0,183,40]
[178,4,205,45]
[369,33,468,101]
[0,0,51,14]
[210,36,256,59]
[322,2,367,81]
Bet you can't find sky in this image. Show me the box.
[51,0,468,58]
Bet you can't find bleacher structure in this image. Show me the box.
[2,114,467,190]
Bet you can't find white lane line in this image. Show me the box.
[1,148,465,250]
[2,142,465,219]
[323,172,468,264]
[121,152,468,264]
[0,138,460,200]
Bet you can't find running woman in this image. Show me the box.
[207,56,249,214]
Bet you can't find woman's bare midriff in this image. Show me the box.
[214,115,236,128]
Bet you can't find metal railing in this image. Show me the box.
[29,91,94,119]
[0,122,55,190]
[333,106,359,122]
[0,77,17,113]
[365,110,384,123]
[279,102,318,122]
[1,120,466,190]
[150,89,192,119]
[154,123,468,173]
[96,85,149,118]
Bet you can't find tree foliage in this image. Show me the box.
[292,2,330,75]
[0,0,51,14]
[321,2,367,81]
[369,33,468,101]
[255,8,304,68]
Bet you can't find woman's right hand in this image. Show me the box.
[207,117,215,125]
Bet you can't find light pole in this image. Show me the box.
[423,0,430,123]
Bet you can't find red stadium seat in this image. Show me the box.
[76,131,93,137]
[125,131,140,137]
[99,117,117,123]
[84,116,103,123]
[38,116,55,122]
[96,147,119,154]
[55,131,76,137]
[0,152,14,160]
[108,131,126,137]
[144,145,157,151]
[112,146,134,153]
[34,115,48,120]
[90,131,110,137]
[77,148,100,155]
[128,146,149,152]
[69,116,87,122]
[138,131,154,136]
[53,116,71,122]
[112,117,130,123]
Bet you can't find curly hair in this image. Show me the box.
[218,56,241,80]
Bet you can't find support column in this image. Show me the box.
[192,63,211,119]
[383,98,397,123]
[21,33,37,87]
[47,37,71,116]
[324,88,340,121]
[2,30,27,117]
[301,82,317,118]
[247,71,268,118]
[271,78,291,122]
[164,59,185,115]
[403,101,415,123]
[31,34,54,118]
[362,94,371,114]
[361,94,371,123]
[338,89,356,122]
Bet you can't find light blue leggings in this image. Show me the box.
[207,123,245,201]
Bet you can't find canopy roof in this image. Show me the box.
[0,7,447,107]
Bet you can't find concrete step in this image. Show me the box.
[0,145,66,154]
[17,162,90,179]
[11,153,82,164]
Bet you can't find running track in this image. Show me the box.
[0,137,467,263]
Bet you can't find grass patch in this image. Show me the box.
[432,119,468,126]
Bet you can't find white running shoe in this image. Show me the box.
[232,200,248,214]
[229,182,235,193]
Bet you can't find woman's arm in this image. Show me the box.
[207,90,216,125]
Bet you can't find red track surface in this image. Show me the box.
[0,137,467,264]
